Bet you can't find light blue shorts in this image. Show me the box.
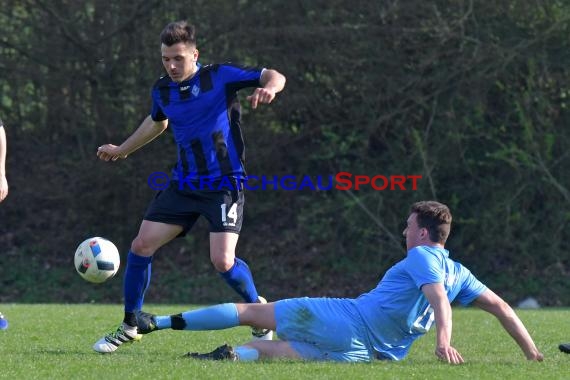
[274,297,373,362]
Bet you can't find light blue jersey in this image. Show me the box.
[354,245,487,360]
[272,246,487,362]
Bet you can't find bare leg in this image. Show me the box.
[241,340,302,360]
[209,232,239,271]
[131,220,183,256]
[236,303,277,330]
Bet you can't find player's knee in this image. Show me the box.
[130,236,156,256]
[211,254,234,272]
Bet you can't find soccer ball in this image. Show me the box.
[74,237,120,283]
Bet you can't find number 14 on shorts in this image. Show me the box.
[221,203,238,227]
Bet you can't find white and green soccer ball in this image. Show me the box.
[74,237,120,283]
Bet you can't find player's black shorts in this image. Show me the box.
[144,181,244,235]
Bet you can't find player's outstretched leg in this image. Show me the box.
[135,306,270,340]
[136,303,241,334]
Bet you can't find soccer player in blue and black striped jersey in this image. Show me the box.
[94,21,285,353]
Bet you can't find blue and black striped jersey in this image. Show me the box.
[151,63,262,182]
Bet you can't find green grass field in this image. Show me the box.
[0,304,567,379]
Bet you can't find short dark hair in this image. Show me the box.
[160,21,196,47]
[410,201,452,244]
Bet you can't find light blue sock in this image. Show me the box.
[155,316,171,329]
[160,303,239,330]
[234,346,260,361]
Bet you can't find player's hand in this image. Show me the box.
[0,175,8,202]
[526,349,544,361]
[97,144,127,161]
[246,87,276,109]
[435,345,464,364]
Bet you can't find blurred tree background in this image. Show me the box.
[0,0,568,305]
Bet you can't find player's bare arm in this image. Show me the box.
[97,116,168,161]
[0,126,8,202]
[472,289,544,361]
[422,283,464,364]
[247,69,286,109]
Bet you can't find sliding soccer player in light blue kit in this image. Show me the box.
[136,201,544,363]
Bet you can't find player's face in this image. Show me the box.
[161,42,199,83]
[403,213,426,251]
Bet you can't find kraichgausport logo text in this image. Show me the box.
[147,171,421,191]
